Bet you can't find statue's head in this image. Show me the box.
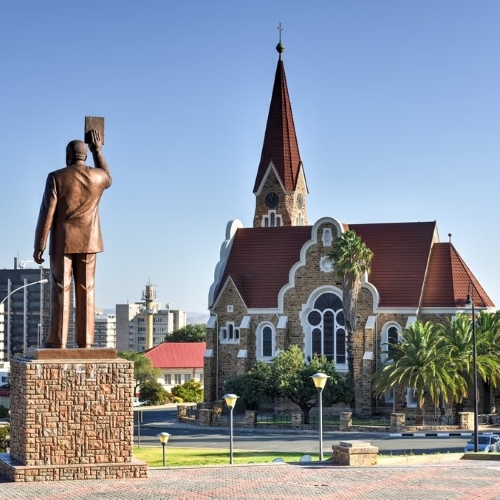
[66,140,87,165]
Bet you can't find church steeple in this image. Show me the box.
[253,28,308,228]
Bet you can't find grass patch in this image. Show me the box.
[133,446,324,467]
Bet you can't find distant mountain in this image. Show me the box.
[187,312,209,325]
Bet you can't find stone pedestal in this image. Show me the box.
[459,411,474,430]
[0,349,148,482]
[390,412,406,433]
[339,411,352,431]
[331,440,378,466]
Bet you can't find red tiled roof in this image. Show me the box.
[421,243,494,308]
[253,57,302,193]
[144,342,205,369]
[218,226,312,308]
[214,221,494,310]
[349,222,436,308]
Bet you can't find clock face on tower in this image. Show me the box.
[265,191,279,209]
[297,193,304,209]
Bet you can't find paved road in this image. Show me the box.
[2,459,500,499]
[134,407,472,456]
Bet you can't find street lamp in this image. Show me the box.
[312,372,329,461]
[0,279,48,357]
[223,393,238,464]
[157,432,171,466]
[465,288,479,453]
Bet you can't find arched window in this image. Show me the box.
[256,322,276,361]
[380,322,402,363]
[220,322,240,344]
[306,292,346,368]
[262,211,282,227]
[295,211,304,226]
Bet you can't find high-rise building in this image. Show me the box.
[0,258,51,360]
[115,283,186,352]
[94,312,116,348]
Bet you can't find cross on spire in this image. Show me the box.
[276,23,285,58]
[277,23,283,43]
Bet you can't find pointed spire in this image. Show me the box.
[253,28,303,193]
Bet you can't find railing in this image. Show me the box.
[405,414,455,426]
[256,411,300,426]
[352,416,391,427]
[179,403,498,430]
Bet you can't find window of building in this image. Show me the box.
[164,374,172,385]
[262,211,282,228]
[305,291,347,370]
[174,374,182,385]
[322,228,333,246]
[380,322,402,363]
[184,374,191,383]
[256,322,276,361]
[198,373,203,383]
[220,322,240,344]
[406,387,418,408]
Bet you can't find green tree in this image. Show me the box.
[270,345,353,424]
[0,405,8,419]
[171,379,204,403]
[224,362,274,411]
[119,351,162,395]
[165,324,206,342]
[329,230,373,377]
[373,321,464,420]
[440,312,500,416]
[224,346,352,421]
[140,381,169,405]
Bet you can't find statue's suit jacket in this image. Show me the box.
[34,163,112,255]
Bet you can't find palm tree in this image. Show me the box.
[440,312,500,417]
[329,229,373,378]
[373,321,465,422]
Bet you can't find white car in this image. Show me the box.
[133,397,146,407]
[464,434,500,452]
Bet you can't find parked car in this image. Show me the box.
[133,397,146,407]
[464,434,500,452]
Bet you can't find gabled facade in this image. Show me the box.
[205,42,495,415]
[144,342,205,393]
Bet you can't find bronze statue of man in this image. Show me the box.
[33,130,111,348]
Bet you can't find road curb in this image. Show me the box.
[388,431,487,437]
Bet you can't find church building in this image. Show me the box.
[204,40,495,416]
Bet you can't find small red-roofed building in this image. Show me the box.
[144,342,205,392]
[205,40,495,416]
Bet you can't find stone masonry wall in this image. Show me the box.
[9,358,134,466]
[253,169,308,228]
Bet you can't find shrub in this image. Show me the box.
[171,380,204,403]
[140,381,169,405]
[0,425,10,452]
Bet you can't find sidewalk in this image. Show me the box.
[1,459,500,499]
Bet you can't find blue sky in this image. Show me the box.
[1,1,499,316]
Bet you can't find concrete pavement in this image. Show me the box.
[1,459,500,499]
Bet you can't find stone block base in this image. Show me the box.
[4,352,149,481]
[0,453,148,482]
[331,440,378,466]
